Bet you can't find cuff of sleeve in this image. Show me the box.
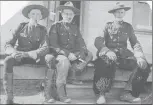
[100,47,110,55]
[36,47,49,57]
[134,51,144,58]
[28,51,38,60]
[133,43,143,52]
[134,51,146,60]
[5,47,16,55]
[55,48,61,53]
[62,49,70,57]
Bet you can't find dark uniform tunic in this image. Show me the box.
[93,21,150,96]
[48,21,87,58]
[4,22,48,67]
[3,22,49,104]
[95,21,144,59]
[5,22,48,59]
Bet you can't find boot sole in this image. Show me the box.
[120,98,141,103]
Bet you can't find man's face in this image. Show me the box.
[61,9,75,23]
[113,9,126,19]
[28,9,42,22]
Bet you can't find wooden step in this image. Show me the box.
[1,79,151,104]
[0,87,130,104]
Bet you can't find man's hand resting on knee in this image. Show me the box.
[68,53,77,61]
[11,51,37,61]
[99,50,117,61]
[11,51,27,61]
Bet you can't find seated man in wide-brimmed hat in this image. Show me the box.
[93,2,150,104]
[3,4,50,104]
[45,1,93,103]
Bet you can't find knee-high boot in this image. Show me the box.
[56,83,71,103]
[131,66,150,97]
[3,73,14,104]
[44,69,56,103]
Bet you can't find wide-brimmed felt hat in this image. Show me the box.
[22,4,49,19]
[56,1,80,15]
[108,2,131,13]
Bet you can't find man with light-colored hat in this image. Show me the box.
[3,4,51,104]
[94,2,150,104]
[45,1,93,103]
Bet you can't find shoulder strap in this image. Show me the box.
[13,22,27,49]
[105,31,109,47]
[55,22,62,39]
[17,22,28,34]
[104,23,110,47]
[55,22,61,34]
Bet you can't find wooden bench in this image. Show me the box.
[0,60,152,82]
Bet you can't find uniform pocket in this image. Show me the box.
[119,32,129,42]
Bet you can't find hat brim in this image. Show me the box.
[22,5,49,19]
[56,6,80,15]
[108,7,131,13]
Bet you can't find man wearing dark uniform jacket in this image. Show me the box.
[94,2,150,104]
[3,4,49,104]
[45,1,93,103]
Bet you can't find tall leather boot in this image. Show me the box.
[44,69,56,103]
[56,83,71,103]
[68,64,83,85]
[120,68,141,103]
[44,79,56,103]
[3,73,14,104]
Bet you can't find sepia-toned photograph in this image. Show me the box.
[0,0,152,104]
